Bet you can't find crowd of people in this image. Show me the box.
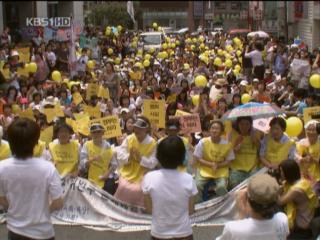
[0,23,320,240]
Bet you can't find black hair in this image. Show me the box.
[248,198,278,219]
[54,123,74,138]
[234,116,253,133]
[269,117,286,131]
[7,118,40,159]
[279,159,301,185]
[157,136,186,169]
[166,118,181,130]
[32,92,41,101]
[209,120,225,132]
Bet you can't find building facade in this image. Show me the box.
[139,1,189,30]
[204,1,250,31]
[287,1,320,51]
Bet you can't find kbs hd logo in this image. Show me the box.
[26,17,71,27]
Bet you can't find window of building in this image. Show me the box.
[215,2,226,10]
[48,2,58,18]
[230,2,241,10]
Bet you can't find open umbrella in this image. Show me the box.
[221,102,283,121]
[247,31,269,39]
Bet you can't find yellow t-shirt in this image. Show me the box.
[49,140,79,177]
[265,134,294,165]
[85,140,113,188]
[199,137,233,179]
[296,139,320,182]
[229,130,259,172]
[119,134,156,183]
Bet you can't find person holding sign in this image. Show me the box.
[49,123,80,178]
[115,116,157,207]
[259,117,296,173]
[193,120,235,203]
[0,118,63,240]
[80,123,118,194]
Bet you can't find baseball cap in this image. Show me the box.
[247,174,280,205]
[133,118,149,129]
[90,123,105,133]
[253,78,259,83]
[240,80,248,86]
[120,108,130,114]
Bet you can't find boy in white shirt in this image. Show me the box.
[142,136,198,240]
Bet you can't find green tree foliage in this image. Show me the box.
[88,2,140,29]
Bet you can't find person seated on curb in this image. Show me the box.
[193,120,234,203]
[216,174,289,240]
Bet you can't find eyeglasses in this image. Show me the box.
[215,84,228,89]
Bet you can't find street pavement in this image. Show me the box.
[0,224,224,239]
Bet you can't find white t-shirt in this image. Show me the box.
[216,212,289,240]
[142,169,198,239]
[245,50,264,67]
[0,157,63,239]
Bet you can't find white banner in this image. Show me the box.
[0,169,266,232]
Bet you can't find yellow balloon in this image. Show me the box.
[87,60,95,69]
[285,117,303,137]
[200,43,205,49]
[192,38,197,43]
[170,43,176,49]
[115,57,121,65]
[51,70,62,82]
[105,29,111,36]
[162,43,168,49]
[131,42,137,48]
[143,59,150,67]
[218,49,223,56]
[24,63,29,71]
[233,69,240,76]
[108,48,113,55]
[153,22,158,28]
[225,59,233,68]
[214,57,222,66]
[149,47,155,53]
[175,40,180,46]
[195,75,207,87]
[186,38,192,44]
[192,95,200,106]
[117,25,122,32]
[191,45,196,51]
[235,64,241,71]
[236,50,242,57]
[144,54,151,60]
[199,36,205,43]
[28,62,37,73]
[309,74,320,89]
[241,94,251,104]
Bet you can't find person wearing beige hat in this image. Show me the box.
[114,116,157,207]
[80,123,118,194]
[216,173,289,240]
